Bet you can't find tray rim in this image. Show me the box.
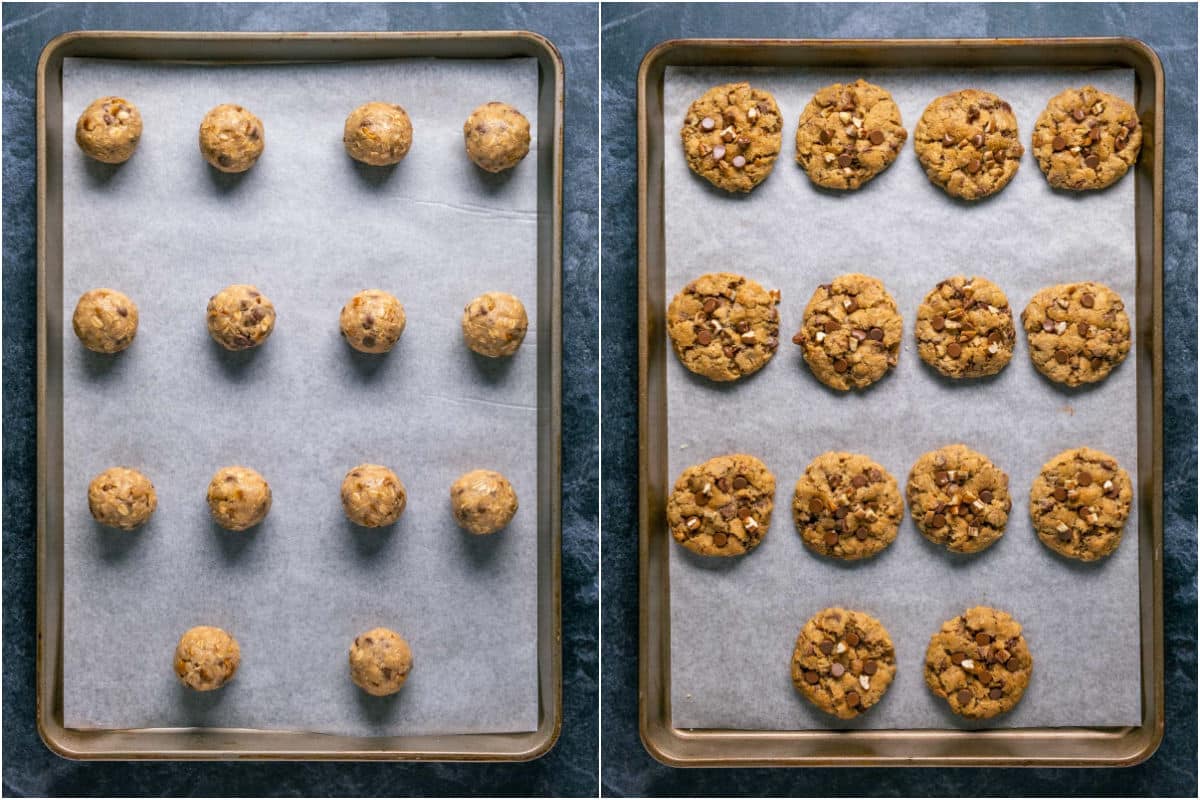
[637,36,1164,768]
[36,28,564,762]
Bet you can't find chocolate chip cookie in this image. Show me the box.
[907,445,1011,554]
[1032,86,1142,191]
[792,452,903,560]
[915,276,1015,378]
[793,274,901,391]
[914,89,1024,200]
[1030,447,1132,561]
[791,608,897,719]
[1021,281,1130,386]
[667,272,781,382]
[666,454,774,556]
[794,79,907,190]
[681,82,783,193]
[924,606,1032,719]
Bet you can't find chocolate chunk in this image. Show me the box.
[808,498,824,514]
[868,129,885,145]
[850,474,867,489]
[823,530,839,546]
[956,688,972,705]
[1053,486,1067,502]
[1052,135,1067,151]
[952,652,967,666]
[863,659,877,675]
[696,328,713,346]
[1005,657,1019,671]
[1084,153,1100,169]
[1072,108,1086,122]
[830,662,846,678]
[819,129,832,144]
[1080,293,1095,308]
[1076,470,1092,487]
[712,532,728,547]
[989,687,1003,700]
[702,298,718,314]
[819,640,834,655]
[733,475,748,490]
[737,507,751,520]
[974,632,991,646]
[804,670,820,684]
[845,632,860,647]
[719,504,736,521]
[1041,319,1055,333]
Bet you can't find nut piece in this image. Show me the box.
[339,290,406,354]
[461,291,528,357]
[174,626,240,691]
[349,627,412,696]
[463,101,530,172]
[206,284,275,351]
[341,464,407,528]
[72,288,139,354]
[450,469,518,535]
[75,96,142,164]
[207,466,271,531]
[343,101,413,166]
[88,466,157,530]
[198,104,264,173]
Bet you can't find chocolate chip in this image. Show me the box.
[844,632,860,647]
[830,662,846,677]
[1053,486,1067,502]
[935,471,950,486]
[713,532,728,546]
[854,528,868,541]
[867,327,884,341]
[217,154,232,167]
[833,506,848,520]
[823,530,839,546]
[702,298,718,314]
[980,489,994,503]
[837,153,853,168]
[717,477,731,492]
[863,659,877,675]
[1085,153,1100,169]
[994,149,1007,164]
[692,492,707,506]
[696,328,713,345]
[819,129,832,144]
[735,320,750,334]
[1052,135,1067,151]
[1072,108,1086,122]
[733,475,748,490]
[974,632,991,646]
[851,328,867,342]
[791,331,804,345]
[700,117,715,131]
[804,670,820,684]
[989,687,1003,700]
[851,474,867,489]
[956,689,972,705]
[808,498,823,514]
[737,507,751,520]
[868,129,885,145]
[947,342,963,358]
[1115,135,1128,151]
[966,158,981,174]
[1042,319,1056,333]
[116,306,128,317]
[845,299,859,313]
[1006,657,1019,671]
[1089,126,1102,143]
[1091,357,1104,371]
[1057,527,1072,542]
[732,155,746,169]
[952,652,967,666]
[1123,118,1138,130]
[1054,348,1070,364]
[833,359,849,374]
[942,133,955,147]
[1077,322,1090,337]
[711,145,726,161]
[931,513,946,528]
[1080,293,1095,308]
[824,319,840,334]
[845,691,861,707]
[971,133,984,147]
[819,640,834,655]
[1076,470,1092,487]
[932,315,946,332]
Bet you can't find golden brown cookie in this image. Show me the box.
[174,626,240,692]
[450,469,518,535]
[463,102,530,173]
[666,454,774,556]
[793,274,901,391]
[792,451,902,560]
[339,290,406,354]
[75,96,142,164]
[207,284,275,351]
[1030,447,1132,561]
[207,466,272,531]
[924,606,1032,719]
[343,102,413,166]
[349,627,413,696]
[73,288,138,354]
[794,79,907,190]
[198,104,264,173]
[907,445,1011,554]
[1020,281,1130,387]
[341,464,406,528]
[666,272,781,382]
[462,292,528,357]
[915,276,1015,378]
[87,467,157,530]
[680,82,783,193]
[913,89,1024,200]
[791,608,897,719]
[1032,86,1142,191]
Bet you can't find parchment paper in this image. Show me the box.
[62,56,539,735]
[665,66,1140,730]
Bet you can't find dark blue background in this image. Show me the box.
[2,3,597,796]
[600,3,1197,796]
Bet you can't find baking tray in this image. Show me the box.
[638,38,1162,768]
[37,30,562,762]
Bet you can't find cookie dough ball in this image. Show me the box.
[207,284,275,351]
[463,102,530,173]
[1021,281,1130,386]
[339,290,406,354]
[793,274,902,391]
[343,102,413,166]
[916,276,1015,378]
[792,452,903,560]
[462,292,528,357]
[75,96,142,164]
[207,466,271,531]
[72,288,138,354]
[666,272,781,382]
[1030,447,1132,561]
[795,79,907,190]
[341,464,407,528]
[666,454,775,556]
[1032,86,1142,191]
[792,608,897,719]
[450,469,518,535]
[349,627,412,696]
[924,606,1032,719]
[914,89,1025,200]
[681,82,783,193]
[199,104,264,173]
[907,445,1011,554]
[175,626,240,691]
[87,467,157,530]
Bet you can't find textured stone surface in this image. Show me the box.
[601,2,1195,795]
[2,2,597,795]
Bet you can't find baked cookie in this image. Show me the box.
[924,606,1032,719]
[207,466,272,531]
[792,452,902,560]
[344,102,413,166]
[88,467,157,530]
[341,464,406,528]
[666,454,774,556]
[75,96,142,164]
[792,274,901,391]
[1021,281,1130,386]
[450,469,518,535]
[463,102,530,173]
[915,276,1015,378]
[1032,86,1142,191]
[1030,447,1132,561]
[907,445,1011,554]
[349,627,412,696]
[174,626,240,692]
[198,104,264,173]
[666,272,781,382]
[72,288,138,354]
[462,292,528,357]
[913,89,1024,200]
[680,82,783,193]
[340,290,406,354]
[791,608,897,719]
[794,79,907,190]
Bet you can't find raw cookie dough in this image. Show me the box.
[339,290,406,354]
[174,626,240,692]
[198,104,264,173]
[463,102,530,173]
[1021,281,1130,387]
[915,276,1015,378]
[462,292,528,357]
[681,82,783,193]
[349,627,413,696]
[207,466,272,531]
[450,469,518,535]
[907,444,1011,554]
[666,272,781,382]
[913,89,1025,200]
[343,102,413,166]
[791,608,897,719]
[924,606,1032,719]
[792,452,902,561]
[666,454,774,557]
[1030,447,1132,561]
[72,288,138,354]
[88,466,157,530]
[794,79,908,190]
[341,464,407,528]
[75,96,142,164]
[793,274,902,391]
[1032,86,1142,191]
[207,284,275,351]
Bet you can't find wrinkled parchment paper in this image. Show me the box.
[62,56,539,735]
[664,66,1139,730]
